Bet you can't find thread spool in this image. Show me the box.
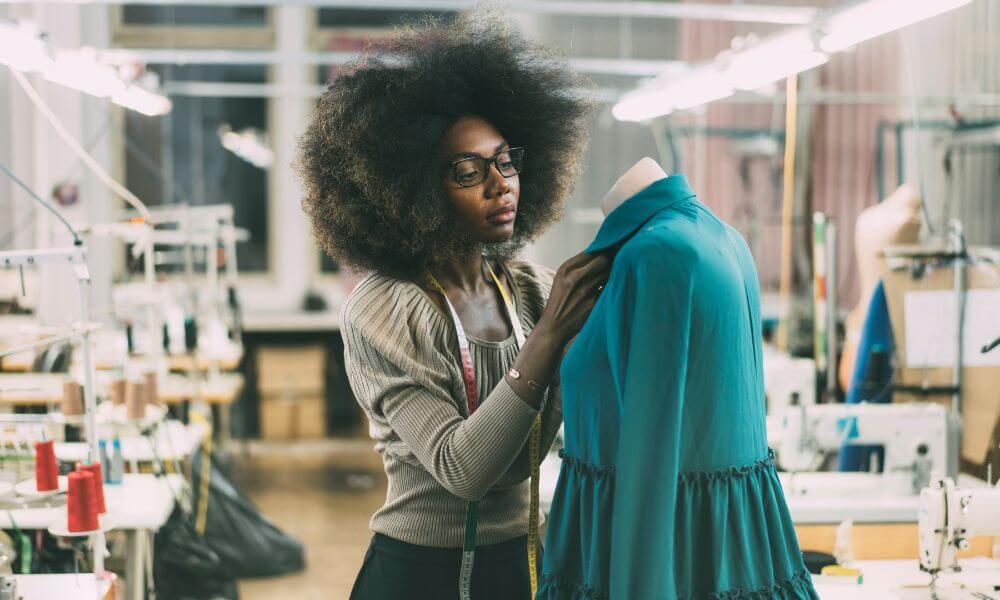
[110,379,127,406]
[62,380,83,416]
[125,379,147,420]
[34,440,59,492]
[144,371,159,406]
[76,462,106,514]
[67,471,99,532]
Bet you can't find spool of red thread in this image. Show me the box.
[67,471,99,532]
[34,440,59,492]
[76,462,107,514]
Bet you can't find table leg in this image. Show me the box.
[125,529,147,600]
[218,404,231,458]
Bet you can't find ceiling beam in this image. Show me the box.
[102,48,685,77]
[6,0,819,25]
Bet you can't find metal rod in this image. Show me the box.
[75,262,106,577]
[3,0,819,24]
[826,219,838,401]
[949,220,967,416]
[0,330,84,360]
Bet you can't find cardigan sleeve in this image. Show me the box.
[342,283,541,501]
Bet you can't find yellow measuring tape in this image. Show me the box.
[425,260,542,598]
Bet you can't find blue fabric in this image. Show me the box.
[539,174,817,600]
[839,281,894,472]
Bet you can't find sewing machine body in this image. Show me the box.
[773,402,961,495]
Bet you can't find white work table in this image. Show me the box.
[813,558,1000,599]
[0,474,184,600]
[55,420,208,464]
[13,573,113,600]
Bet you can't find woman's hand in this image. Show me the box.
[536,252,612,346]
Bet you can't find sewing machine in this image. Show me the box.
[772,402,961,495]
[918,477,1000,592]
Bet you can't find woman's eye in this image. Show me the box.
[499,161,513,170]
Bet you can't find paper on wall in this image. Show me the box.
[903,289,1000,368]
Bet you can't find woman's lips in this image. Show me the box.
[486,206,516,225]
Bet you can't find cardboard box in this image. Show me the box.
[257,345,326,395]
[259,393,327,440]
[882,250,1000,464]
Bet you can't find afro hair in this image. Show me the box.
[295,8,595,279]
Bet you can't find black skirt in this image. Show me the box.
[350,533,543,600]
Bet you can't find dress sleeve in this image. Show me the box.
[605,245,693,599]
[342,299,540,501]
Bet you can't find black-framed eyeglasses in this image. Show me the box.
[447,147,525,188]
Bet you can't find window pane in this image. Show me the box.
[320,251,340,274]
[316,9,454,28]
[122,5,268,27]
[124,64,269,273]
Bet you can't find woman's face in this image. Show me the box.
[439,115,521,245]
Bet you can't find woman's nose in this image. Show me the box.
[484,163,511,198]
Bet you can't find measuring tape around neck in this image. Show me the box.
[424,260,542,600]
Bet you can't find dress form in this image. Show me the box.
[601,157,668,216]
[837,184,922,389]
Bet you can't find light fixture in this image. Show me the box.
[218,124,274,169]
[612,0,971,122]
[44,50,126,98]
[612,66,733,122]
[820,0,972,53]
[723,29,828,91]
[0,21,52,73]
[1,20,171,116]
[112,85,172,117]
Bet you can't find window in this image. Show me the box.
[124,64,270,273]
[113,4,273,48]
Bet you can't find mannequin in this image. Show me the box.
[837,184,922,389]
[540,164,817,599]
[601,157,668,216]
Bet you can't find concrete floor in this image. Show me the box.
[230,434,386,600]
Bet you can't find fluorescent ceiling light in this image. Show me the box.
[0,21,52,72]
[218,125,274,169]
[820,0,972,53]
[44,50,126,98]
[2,20,170,116]
[723,29,828,91]
[612,67,733,122]
[671,70,735,110]
[112,85,172,116]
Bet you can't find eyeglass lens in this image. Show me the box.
[453,148,524,187]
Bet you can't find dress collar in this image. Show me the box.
[585,173,696,254]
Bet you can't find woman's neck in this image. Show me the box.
[430,245,488,293]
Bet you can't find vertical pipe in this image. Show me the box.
[826,219,838,401]
[812,213,827,382]
[777,74,799,353]
[76,260,105,575]
[949,220,966,416]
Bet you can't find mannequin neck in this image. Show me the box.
[601,157,668,216]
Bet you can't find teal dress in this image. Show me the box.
[538,175,817,599]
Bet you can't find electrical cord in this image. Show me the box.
[900,29,934,234]
[0,159,80,245]
[9,69,150,221]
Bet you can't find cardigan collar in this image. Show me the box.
[585,173,696,254]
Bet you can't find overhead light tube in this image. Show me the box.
[820,0,972,53]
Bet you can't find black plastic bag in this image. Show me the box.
[154,507,239,600]
[190,449,306,578]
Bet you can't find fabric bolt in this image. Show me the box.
[342,260,562,549]
[539,174,818,600]
[839,281,893,472]
[350,533,543,600]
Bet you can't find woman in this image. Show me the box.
[295,12,607,599]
